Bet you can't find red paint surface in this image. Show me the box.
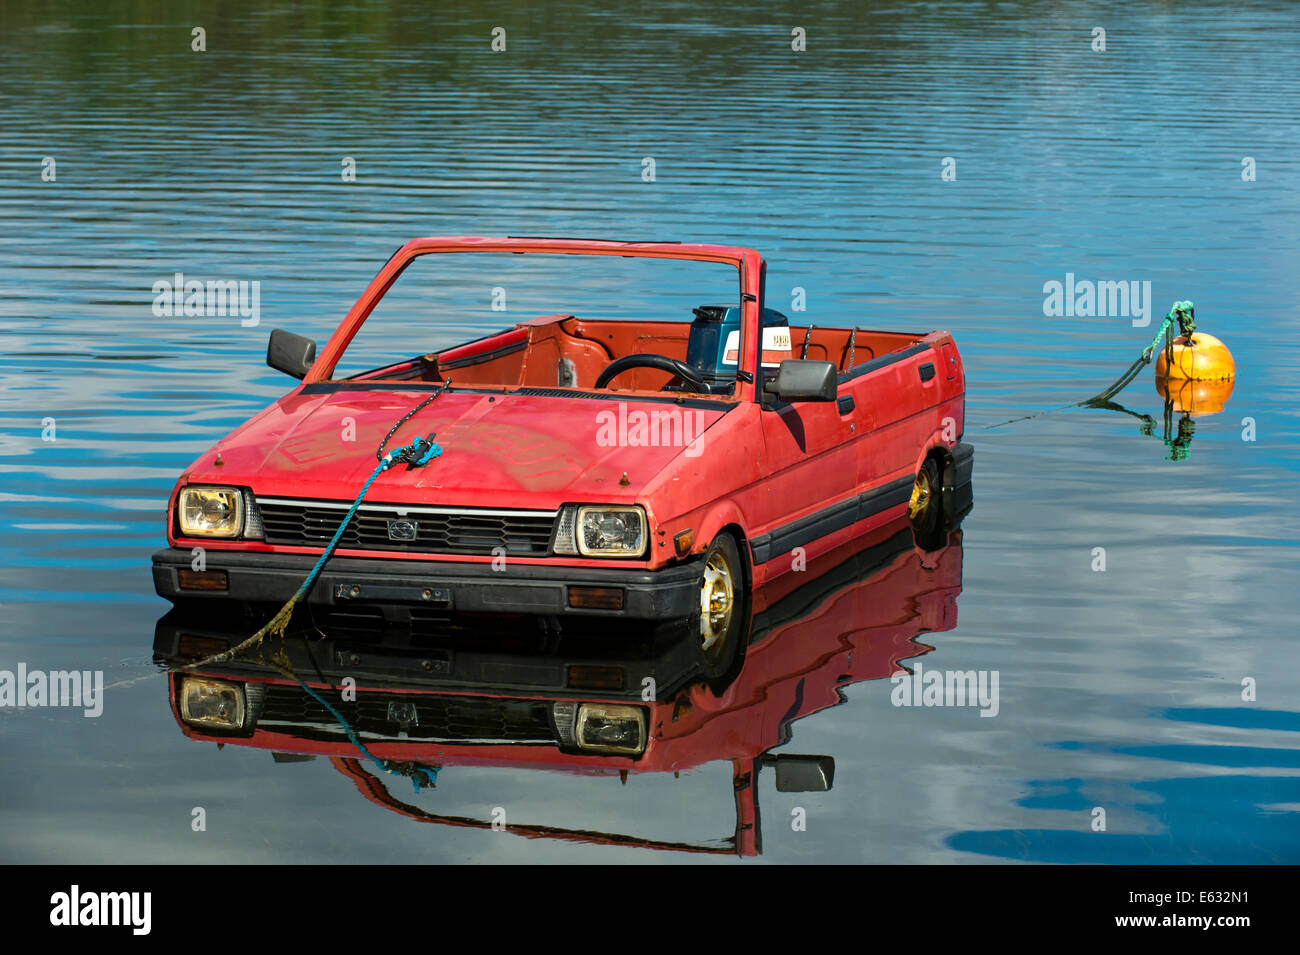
[165,237,966,580]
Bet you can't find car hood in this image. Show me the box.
[186,387,731,506]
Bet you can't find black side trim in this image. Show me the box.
[919,363,936,382]
[859,475,917,523]
[438,338,528,370]
[749,475,915,564]
[837,343,929,384]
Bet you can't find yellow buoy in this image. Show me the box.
[1154,332,1235,381]
[1156,375,1235,416]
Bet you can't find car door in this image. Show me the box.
[853,346,941,492]
[755,389,859,576]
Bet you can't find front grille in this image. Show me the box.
[258,685,556,743]
[256,498,555,556]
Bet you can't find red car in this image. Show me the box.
[153,236,972,680]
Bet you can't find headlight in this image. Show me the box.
[178,485,244,538]
[575,506,647,557]
[576,703,647,755]
[178,677,246,730]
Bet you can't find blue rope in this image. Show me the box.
[284,671,438,792]
[288,436,443,604]
[185,390,450,789]
[279,434,443,789]
[259,433,442,792]
[184,433,445,669]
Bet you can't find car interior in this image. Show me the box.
[339,309,918,395]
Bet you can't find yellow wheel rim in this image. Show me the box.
[699,550,735,662]
[908,468,933,520]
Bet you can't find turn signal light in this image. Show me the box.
[178,569,229,591]
[673,529,695,557]
[567,586,625,610]
[178,635,230,658]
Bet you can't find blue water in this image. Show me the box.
[1,0,1297,863]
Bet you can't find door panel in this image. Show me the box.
[758,397,858,570]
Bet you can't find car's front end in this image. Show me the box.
[152,383,747,624]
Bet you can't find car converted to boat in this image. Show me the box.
[153,236,972,681]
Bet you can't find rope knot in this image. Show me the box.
[1171,300,1196,340]
[386,435,442,470]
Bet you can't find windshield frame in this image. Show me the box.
[307,237,766,402]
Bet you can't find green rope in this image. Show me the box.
[1079,303,1188,407]
[182,385,452,672]
[1086,395,1196,461]
[263,653,438,792]
[1171,299,1196,340]
[982,301,1195,431]
[175,385,454,788]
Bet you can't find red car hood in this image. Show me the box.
[188,387,730,506]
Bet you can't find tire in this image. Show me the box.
[695,532,746,691]
[908,456,947,552]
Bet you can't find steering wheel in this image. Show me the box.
[594,353,710,394]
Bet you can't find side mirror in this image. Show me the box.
[765,754,836,792]
[271,752,316,764]
[763,359,837,403]
[267,328,317,379]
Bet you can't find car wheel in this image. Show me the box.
[696,532,746,689]
[908,456,946,551]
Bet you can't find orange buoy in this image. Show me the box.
[1156,375,1234,416]
[1153,332,1235,381]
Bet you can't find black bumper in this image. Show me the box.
[946,441,975,492]
[153,610,706,702]
[152,547,703,619]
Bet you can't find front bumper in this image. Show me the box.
[152,548,703,619]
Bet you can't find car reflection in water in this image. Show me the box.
[156,487,971,857]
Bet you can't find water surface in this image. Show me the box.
[1,0,1297,863]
